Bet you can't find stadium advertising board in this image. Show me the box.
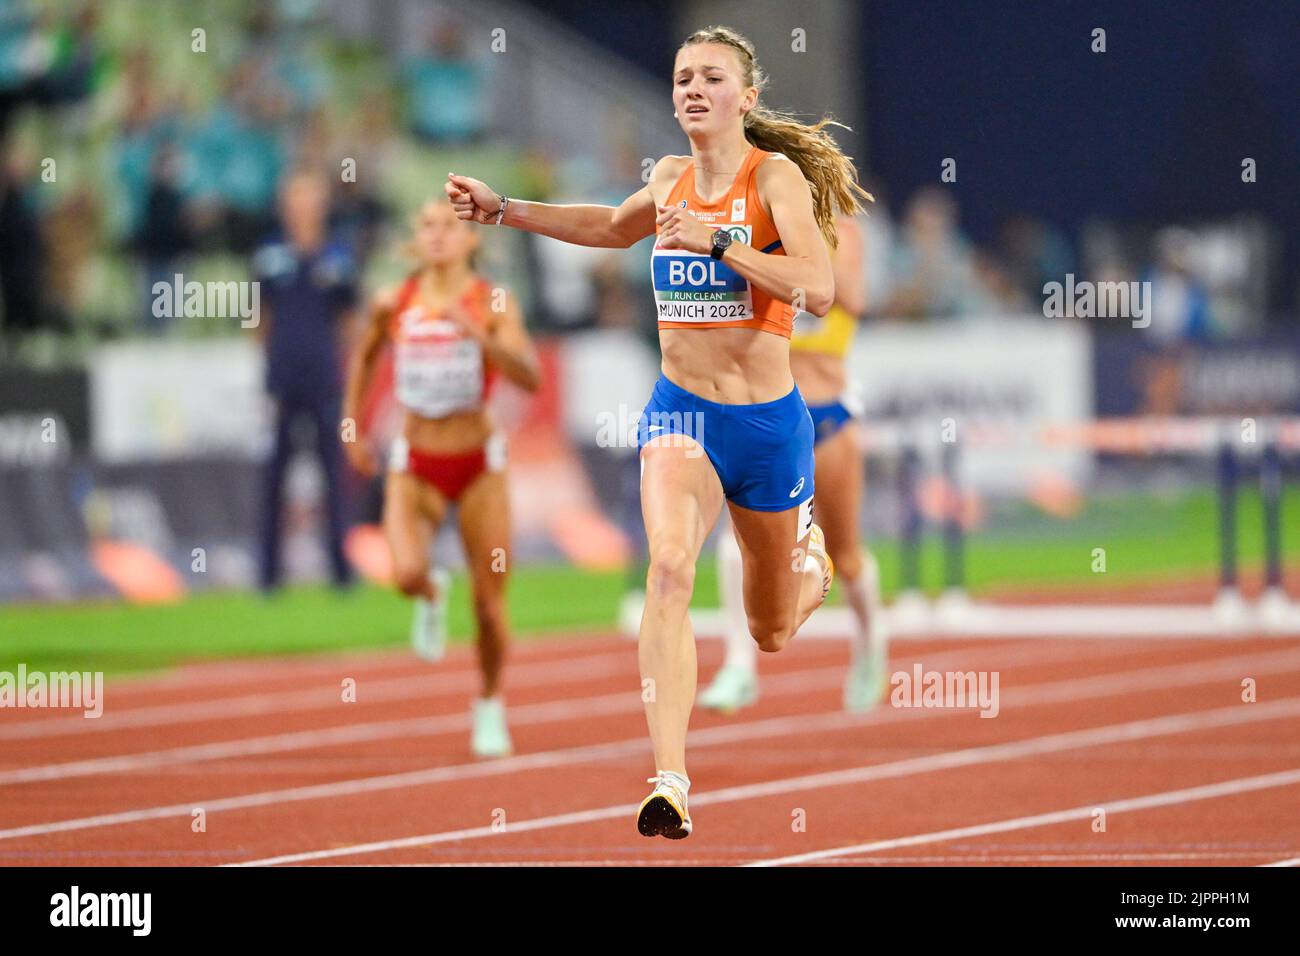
[1093,332,1300,417]
[848,318,1093,494]
[89,341,269,463]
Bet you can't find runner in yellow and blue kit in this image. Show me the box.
[701,214,891,715]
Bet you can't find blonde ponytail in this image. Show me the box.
[681,26,873,249]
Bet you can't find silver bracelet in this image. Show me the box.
[494,194,509,225]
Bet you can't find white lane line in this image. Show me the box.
[89,649,441,694]
[339,862,669,867]
[0,634,1003,738]
[0,689,635,786]
[0,632,1153,740]
[0,639,1117,840]
[745,767,1300,866]
[696,604,1300,639]
[771,852,1292,863]
[0,636,1076,785]
[46,633,628,696]
[0,650,638,741]
[998,643,1300,709]
[1259,856,1300,867]
[228,696,1300,866]
[0,852,1275,867]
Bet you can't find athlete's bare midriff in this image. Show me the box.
[659,326,794,404]
[788,349,846,406]
[651,155,796,406]
[402,407,494,455]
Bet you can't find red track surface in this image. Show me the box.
[2,626,1299,866]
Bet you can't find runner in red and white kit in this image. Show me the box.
[343,198,541,758]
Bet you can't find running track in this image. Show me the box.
[1,626,1299,866]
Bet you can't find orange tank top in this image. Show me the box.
[652,146,794,338]
[387,273,498,419]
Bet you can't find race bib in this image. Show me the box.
[651,225,754,324]
[395,337,483,418]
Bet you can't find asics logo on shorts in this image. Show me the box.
[789,476,805,498]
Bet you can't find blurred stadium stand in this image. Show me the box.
[0,0,1296,606]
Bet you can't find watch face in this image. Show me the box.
[712,229,732,248]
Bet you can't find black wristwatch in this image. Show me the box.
[709,228,733,260]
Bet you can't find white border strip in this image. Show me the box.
[690,602,1300,639]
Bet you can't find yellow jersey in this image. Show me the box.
[789,302,857,358]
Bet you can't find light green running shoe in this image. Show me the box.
[471,697,513,758]
[698,664,758,713]
[843,644,889,712]
[411,567,450,662]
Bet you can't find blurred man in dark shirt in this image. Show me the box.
[252,169,357,592]
[0,157,44,338]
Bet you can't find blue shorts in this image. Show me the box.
[635,373,815,512]
[807,399,854,446]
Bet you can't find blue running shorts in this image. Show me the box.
[635,372,815,513]
[806,399,854,446]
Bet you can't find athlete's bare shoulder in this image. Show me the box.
[371,282,403,314]
[647,154,691,204]
[655,154,692,176]
[754,152,810,217]
[754,151,803,181]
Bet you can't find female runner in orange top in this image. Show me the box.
[445,25,870,837]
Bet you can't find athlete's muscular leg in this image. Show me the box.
[639,435,725,777]
[811,424,865,581]
[456,469,512,699]
[728,501,827,652]
[383,471,447,601]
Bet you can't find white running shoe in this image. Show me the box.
[698,664,759,712]
[637,772,692,839]
[618,588,646,637]
[411,567,451,662]
[844,551,891,712]
[470,697,513,758]
[844,642,890,712]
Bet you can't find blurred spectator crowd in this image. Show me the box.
[0,0,1278,351]
[0,0,488,344]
